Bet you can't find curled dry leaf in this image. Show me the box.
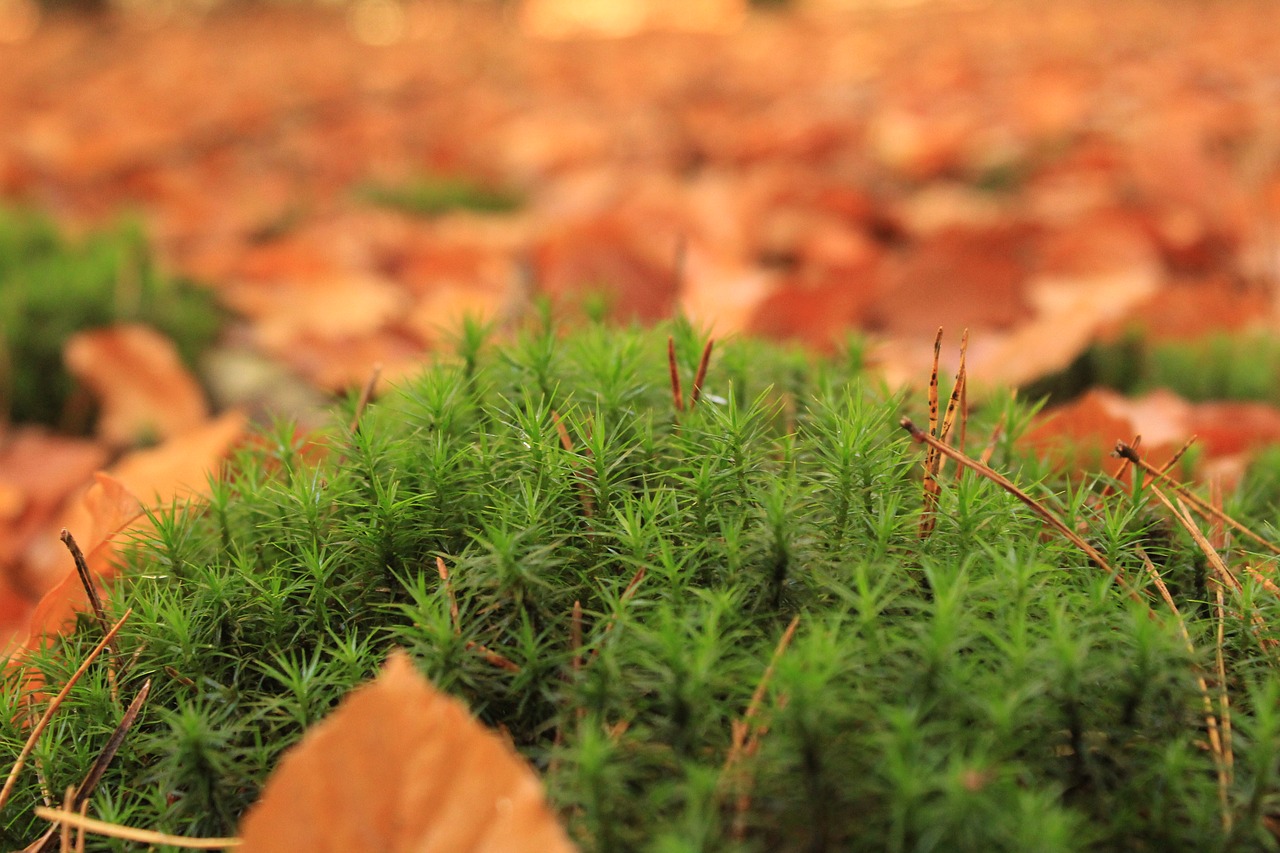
[63,324,209,447]
[239,651,577,853]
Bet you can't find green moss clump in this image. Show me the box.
[4,320,1280,851]
[0,208,224,428]
[356,174,523,218]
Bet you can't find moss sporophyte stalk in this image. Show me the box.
[5,320,1280,851]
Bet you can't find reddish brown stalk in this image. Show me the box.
[901,418,1140,600]
[919,331,943,539]
[465,642,521,673]
[1115,442,1280,556]
[550,409,574,452]
[938,329,968,450]
[667,336,685,413]
[435,556,461,633]
[571,600,583,676]
[724,615,801,840]
[551,410,596,520]
[927,327,942,443]
[347,362,383,434]
[586,567,647,664]
[1,610,132,814]
[690,339,715,408]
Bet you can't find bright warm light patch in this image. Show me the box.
[0,0,39,44]
[520,0,746,38]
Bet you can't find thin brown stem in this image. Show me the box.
[435,557,460,634]
[690,339,714,408]
[57,530,111,645]
[667,336,684,413]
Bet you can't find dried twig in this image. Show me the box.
[1214,583,1235,791]
[57,531,111,646]
[1,610,132,814]
[435,556,461,632]
[1116,442,1280,556]
[1137,548,1231,831]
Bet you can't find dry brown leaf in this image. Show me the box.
[239,651,577,853]
[19,473,141,652]
[63,324,209,447]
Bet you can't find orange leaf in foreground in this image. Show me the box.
[239,651,577,853]
[63,324,209,447]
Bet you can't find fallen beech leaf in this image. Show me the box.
[239,651,577,853]
[19,473,142,652]
[13,412,246,651]
[64,324,209,447]
[1021,389,1189,474]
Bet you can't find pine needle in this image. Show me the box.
[32,808,240,850]
[0,610,132,815]
[902,418,1139,600]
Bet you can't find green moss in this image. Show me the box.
[4,320,1280,851]
[1026,330,1280,408]
[0,207,224,429]
[356,174,523,218]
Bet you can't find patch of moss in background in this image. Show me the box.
[0,207,224,429]
[1021,330,1280,408]
[356,174,524,218]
